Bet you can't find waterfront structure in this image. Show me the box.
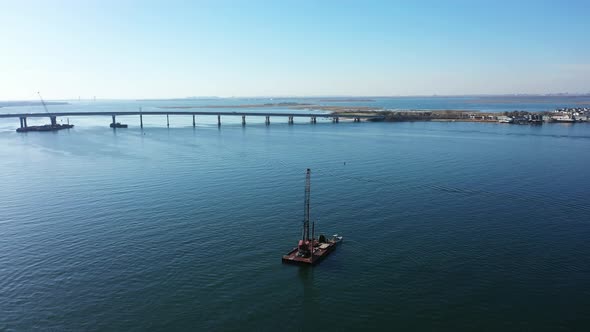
[551,114,575,122]
[551,107,589,122]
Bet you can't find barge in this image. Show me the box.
[282,168,342,266]
[110,122,128,128]
[16,92,74,133]
[16,124,74,132]
[282,234,342,265]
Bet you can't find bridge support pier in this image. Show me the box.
[288,116,293,124]
[193,114,196,127]
[217,115,221,126]
[50,116,57,126]
[265,116,270,125]
[19,117,26,128]
[167,114,169,127]
[139,108,143,128]
[242,115,246,126]
[112,115,116,127]
[311,116,317,124]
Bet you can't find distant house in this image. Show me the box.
[551,114,575,122]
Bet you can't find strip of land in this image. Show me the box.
[157,103,589,123]
[159,103,378,112]
[316,99,375,102]
[0,101,69,108]
[159,102,312,109]
[464,98,590,104]
[332,108,589,123]
[333,110,498,122]
[289,105,378,111]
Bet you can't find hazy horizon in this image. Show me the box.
[4,93,590,103]
[1,0,589,100]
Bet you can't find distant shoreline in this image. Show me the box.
[159,103,378,112]
[0,101,69,108]
[159,104,482,114]
[316,99,375,102]
[159,102,312,109]
[464,98,590,105]
[332,109,589,124]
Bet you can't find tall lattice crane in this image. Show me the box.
[37,92,51,115]
[303,168,311,242]
[298,168,314,257]
[37,91,59,125]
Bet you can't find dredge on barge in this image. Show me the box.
[282,169,342,266]
[16,92,74,133]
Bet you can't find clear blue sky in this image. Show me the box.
[1,0,589,99]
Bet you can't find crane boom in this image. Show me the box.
[303,168,311,242]
[37,92,51,114]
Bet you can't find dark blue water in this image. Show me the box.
[1,117,589,330]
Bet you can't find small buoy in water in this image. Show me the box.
[344,161,346,165]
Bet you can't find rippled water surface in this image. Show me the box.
[1,114,589,331]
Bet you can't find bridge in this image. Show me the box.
[0,110,383,129]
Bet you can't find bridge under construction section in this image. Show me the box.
[0,110,384,130]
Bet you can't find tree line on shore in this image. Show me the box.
[369,110,474,121]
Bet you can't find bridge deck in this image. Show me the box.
[0,111,382,119]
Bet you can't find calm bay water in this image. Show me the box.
[1,100,590,331]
